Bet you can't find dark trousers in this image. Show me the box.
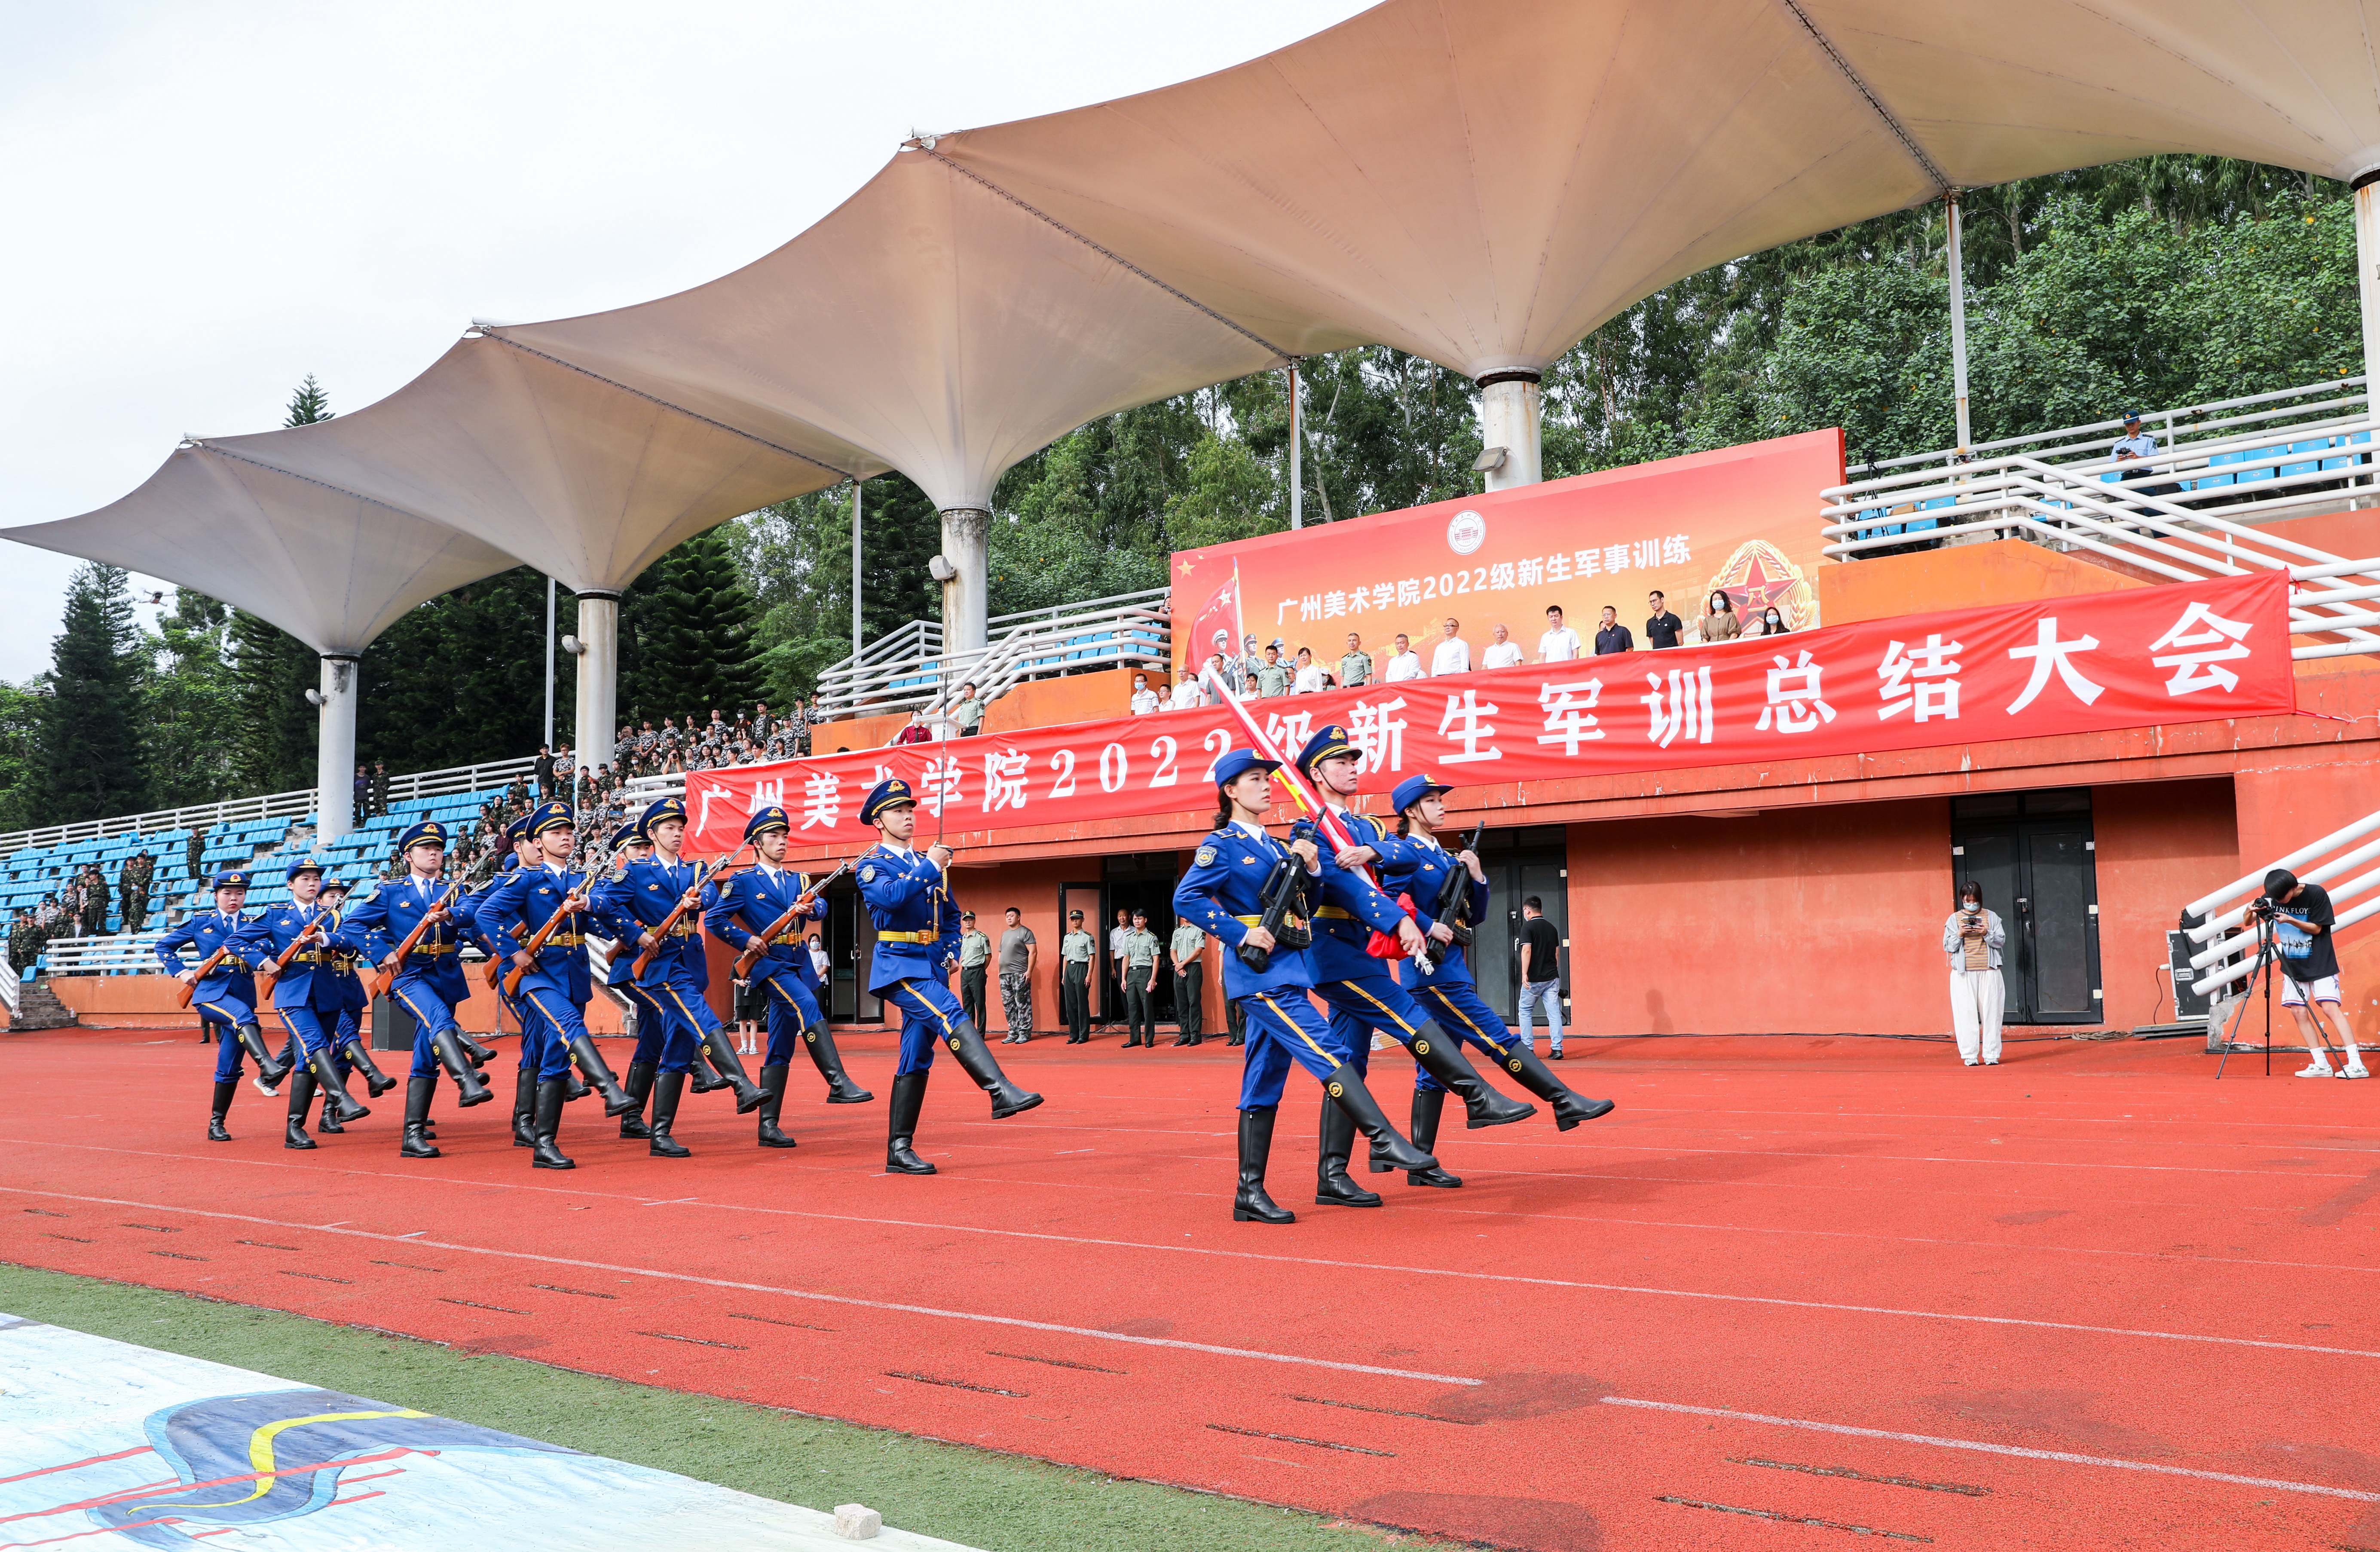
[1123,976,1155,1045]
[960,964,988,1031]
[1225,997,1246,1044]
[1062,961,1089,1041]
[1175,967,1202,1042]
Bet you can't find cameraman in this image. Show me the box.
[1942,881,2005,1066]
[2262,869,2365,1079]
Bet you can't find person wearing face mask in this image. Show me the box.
[1759,606,1789,636]
[1943,881,2007,1067]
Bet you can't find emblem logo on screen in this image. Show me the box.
[1446,509,1487,555]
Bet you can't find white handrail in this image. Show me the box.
[1844,376,2368,475]
[814,587,1171,721]
[2184,805,2380,997]
[0,955,17,1017]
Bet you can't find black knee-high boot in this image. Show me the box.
[697,1026,767,1113]
[400,1075,441,1157]
[1405,1088,1463,1188]
[688,1042,727,1093]
[941,1019,1042,1118]
[566,1032,635,1116]
[284,1070,318,1150]
[1315,1096,1382,1207]
[804,1024,872,1103]
[531,1076,574,1169]
[1323,1062,1434,1173]
[309,1049,370,1124]
[885,1071,933,1174]
[1407,1022,1537,1128]
[1234,1106,1294,1224]
[430,1029,495,1106]
[459,1031,497,1067]
[340,1038,395,1097]
[756,1065,796,1148]
[208,1079,237,1142]
[618,1061,655,1139]
[238,1022,291,1087]
[317,1081,346,1133]
[1498,1045,1615,1129]
[647,1070,691,1158]
[511,1065,537,1147]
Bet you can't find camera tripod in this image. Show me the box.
[2214,908,2279,1080]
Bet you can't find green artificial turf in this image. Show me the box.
[0,1261,1416,1552]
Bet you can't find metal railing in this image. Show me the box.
[37,933,169,977]
[0,755,540,860]
[2183,808,2380,1007]
[814,586,1171,722]
[0,955,16,1017]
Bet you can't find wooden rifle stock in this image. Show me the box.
[492,840,595,995]
[627,841,754,980]
[365,856,496,1001]
[253,912,325,997]
[731,859,851,979]
[172,943,232,1008]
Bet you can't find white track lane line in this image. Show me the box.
[6,1184,2375,1363]
[7,1185,2374,1508]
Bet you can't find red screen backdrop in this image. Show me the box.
[1170,428,1846,681]
[686,571,2295,854]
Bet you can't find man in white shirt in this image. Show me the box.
[1383,632,1424,683]
[1291,647,1328,694]
[1129,674,1161,716]
[1429,618,1471,677]
[1481,623,1523,670]
[1169,662,1211,710]
[1537,604,1583,663]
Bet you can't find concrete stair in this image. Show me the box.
[10,980,79,1030]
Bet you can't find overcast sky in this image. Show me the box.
[0,0,1368,682]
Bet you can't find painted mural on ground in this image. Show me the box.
[0,1313,976,1551]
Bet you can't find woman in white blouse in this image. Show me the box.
[1942,880,2007,1066]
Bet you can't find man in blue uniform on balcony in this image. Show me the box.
[857,777,1040,1175]
[159,868,286,1142]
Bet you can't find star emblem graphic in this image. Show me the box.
[1731,553,1798,614]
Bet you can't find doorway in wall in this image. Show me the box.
[1950,788,2102,1025]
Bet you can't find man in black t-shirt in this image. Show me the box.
[2264,868,2363,1079]
[1645,591,1684,649]
[1517,896,1566,1059]
[1593,606,1633,656]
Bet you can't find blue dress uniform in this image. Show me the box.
[585,796,765,1159]
[158,870,289,1141]
[303,880,379,1139]
[340,821,497,1157]
[1291,735,1535,1202]
[856,778,1039,1177]
[232,858,381,1149]
[1172,750,1436,1224]
[1374,777,1614,1136]
[704,806,870,1148]
[590,819,670,1140]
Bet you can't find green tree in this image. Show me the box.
[736,490,854,707]
[618,530,762,724]
[0,681,49,832]
[37,563,151,822]
[224,609,315,794]
[143,588,239,807]
[286,374,333,425]
[358,566,564,773]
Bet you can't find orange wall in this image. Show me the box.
[1818,537,2147,626]
[820,667,1161,755]
[2232,745,2380,1043]
[2090,778,2239,1028]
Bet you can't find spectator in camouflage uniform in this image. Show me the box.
[186,825,207,882]
[8,909,34,974]
[78,866,109,935]
[118,850,154,934]
[370,760,391,817]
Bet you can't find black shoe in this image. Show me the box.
[531,1077,575,1169]
[284,1071,318,1150]
[1171,1035,1192,1047]
[431,1029,496,1107]
[1315,1097,1382,1207]
[944,1019,1042,1118]
[756,1064,797,1148]
[400,1075,441,1157]
[886,1071,935,1174]
[804,1025,872,1103]
[208,1078,237,1142]
[618,1061,655,1139]
[342,1040,395,1098]
[1324,1062,1434,1174]
[567,1032,637,1116]
[647,1070,691,1157]
[1405,1088,1463,1188]
[1408,1022,1536,1129]
[1549,1048,1566,1061]
[238,1022,293,1087]
[310,1052,370,1124]
[1233,1106,1294,1224]
[1501,1046,1615,1130]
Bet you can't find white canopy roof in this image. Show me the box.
[3,443,520,656]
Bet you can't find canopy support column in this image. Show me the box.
[850,479,863,661]
[314,654,358,845]
[1288,361,1303,529]
[1947,189,1972,455]
[939,506,990,668]
[2356,172,2380,501]
[572,591,620,774]
[1477,371,1543,490]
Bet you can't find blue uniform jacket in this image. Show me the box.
[1375,836,1490,988]
[590,857,715,991]
[855,845,953,995]
[155,909,257,1008]
[704,865,826,990]
[343,873,473,1005]
[474,863,593,1005]
[1308,807,1416,983]
[233,903,362,1013]
[1171,820,1320,1001]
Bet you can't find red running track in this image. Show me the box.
[4,1025,2378,1551]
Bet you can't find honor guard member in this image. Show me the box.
[470,816,567,1149]
[1291,727,1534,1201]
[1375,774,1613,1174]
[234,857,387,1150]
[593,818,670,1141]
[704,804,872,1149]
[477,801,634,1170]
[160,869,288,1141]
[310,876,379,1139]
[344,819,496,1160]
[1172,750,1436,1224]
[590,796,765,1159]
[857,778,1041,1175]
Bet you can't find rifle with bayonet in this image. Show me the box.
[1236,820,1318,973]
[489,831,595,995]
[731,859,851,979]
[628,840,756,980]
[253,909,327,999]
[366,852,501,1001]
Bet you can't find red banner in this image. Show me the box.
[688,571,2296,854]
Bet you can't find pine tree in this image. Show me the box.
[619,529,762,722]
[37,563,151,822]
[286,374,333,426]
[225,610,315,794]
[144,588,240,806]
[358,567,560,773]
